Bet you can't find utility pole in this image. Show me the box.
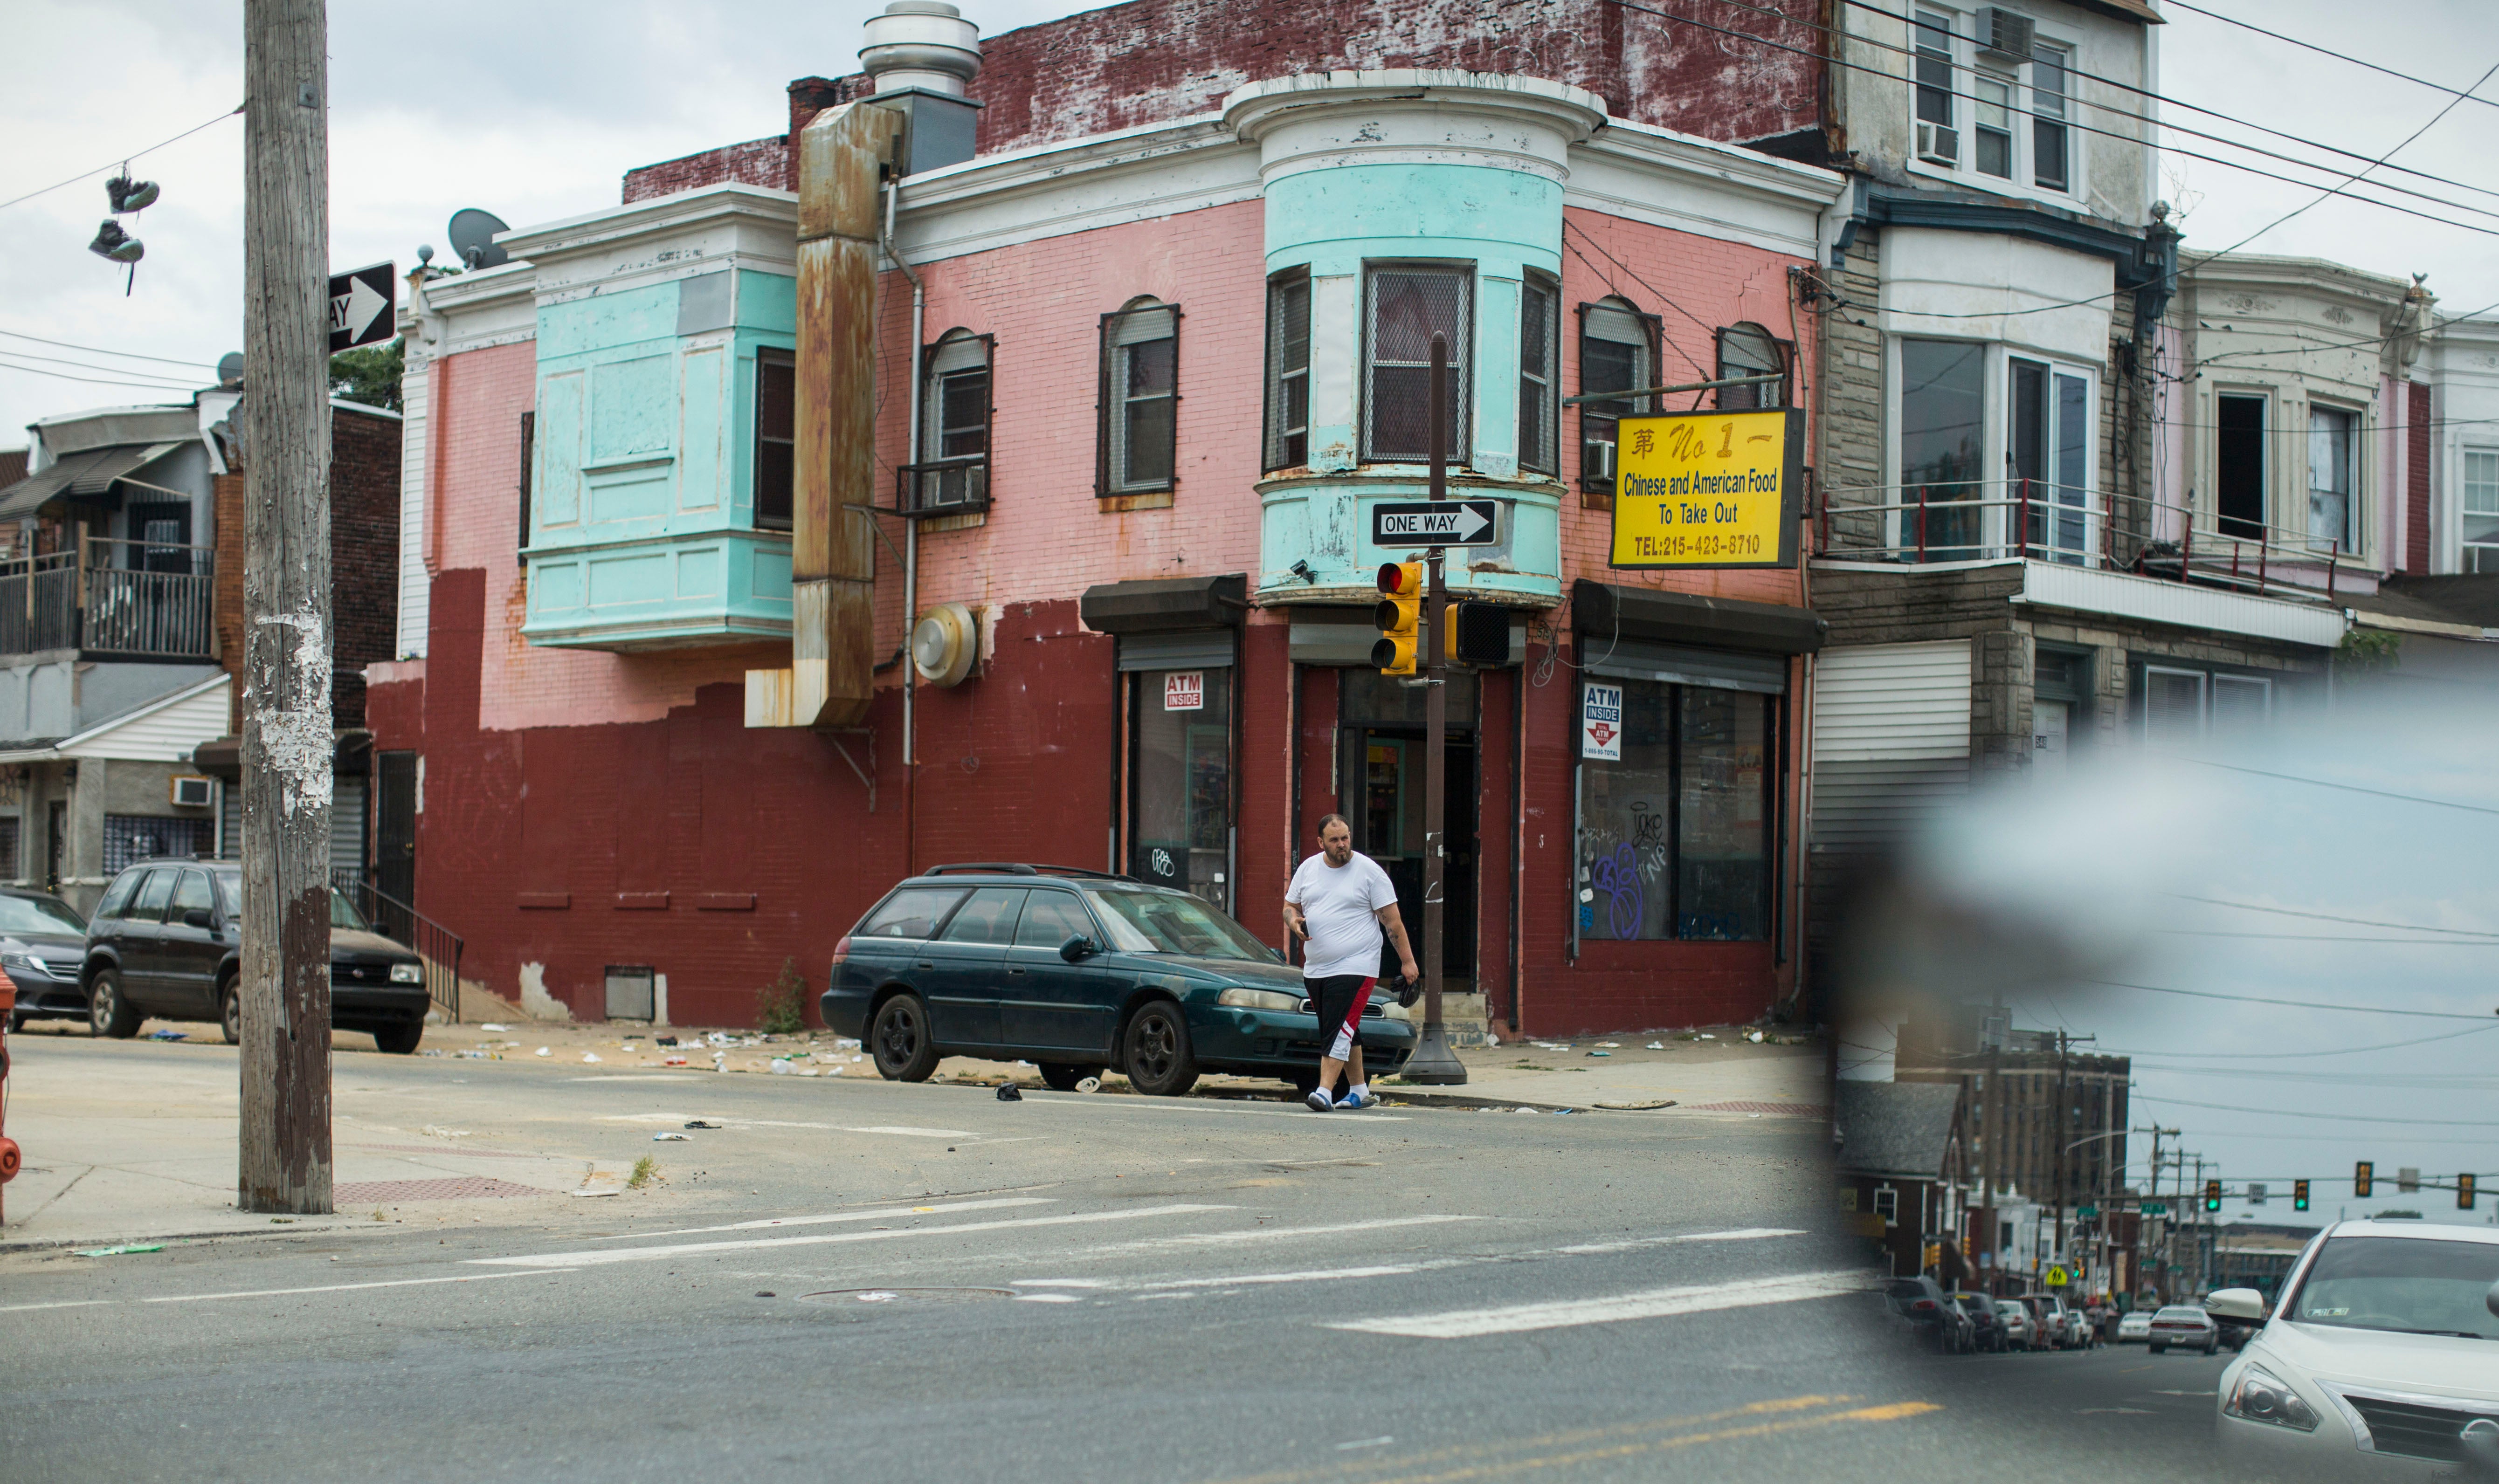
[1401,333,1465,1086]
[238,0,335,1214]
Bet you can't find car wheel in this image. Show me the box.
[219,979,242,1045]
[1035,1062,1100,1092]
[88,969,140,1038]
[372,1021,422,1055]
[870,993,940,1082]
[1122,1001,1199,1098]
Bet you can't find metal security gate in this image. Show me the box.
[1808,640,1972,939]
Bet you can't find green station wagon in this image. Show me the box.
[821,864,1417,1096]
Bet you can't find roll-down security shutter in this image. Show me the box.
[1809,639,1972,855]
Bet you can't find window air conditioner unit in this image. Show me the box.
[1916,121,1961,166]
[1975,7,2036,64]
[1582,440,1617,483]
[170,775,214,808]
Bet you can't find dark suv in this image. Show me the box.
[80,859,431,1052]
[823,864,1417,1096]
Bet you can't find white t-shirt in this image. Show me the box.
[1286,850,1398,980]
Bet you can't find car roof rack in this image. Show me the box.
[920,863,1137,881]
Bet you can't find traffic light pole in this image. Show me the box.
[1401,334,1466,1086]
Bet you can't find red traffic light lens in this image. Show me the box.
[1376,562,1415,596]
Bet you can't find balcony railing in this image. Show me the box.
[0,537,216,660]
[1816,479,2354,602]
[893,458,989,518]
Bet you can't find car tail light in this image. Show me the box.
[1912,1299,1936,1311]
[830,937,852,969]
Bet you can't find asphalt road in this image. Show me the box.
[0,1038,2277,1483]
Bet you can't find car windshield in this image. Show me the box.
[2287,1235,2499,1340]
[331,891,373,932]
[1081,885,1275,962]
[0,893,84,936]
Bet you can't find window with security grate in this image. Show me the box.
[1364,265,1471,465]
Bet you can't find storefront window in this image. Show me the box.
[1580,678,1771,942]
[1130,667,1232,913]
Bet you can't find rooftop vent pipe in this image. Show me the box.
[860,1,984,176]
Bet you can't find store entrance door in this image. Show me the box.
[1336,671,1477,988]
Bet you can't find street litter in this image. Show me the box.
[768,1058,794,1074]
[1646,1041,1665,1051]
[1585,1050,1610,1058]
[1747,1030,1765,1043]
[1074,1076,1102,1093]
[420,1048,446,1057]
[656,1035,678,1047]
[1697,1033,1716,1040]
[148,1029,186,1041]
[535,1047,551,1057]
[833,1038,861,1050]
[459,1050,490,1059]
[663,1056,687,1065]
[1514,1106,1539,1114]
[582,1052,602,1063]
[478,1023,509,1032]
[1595,1042,1620,1048]
[996,1084,1022,1101]
[75,1244,163,1257]
[684,1120,719,1129]
[711,1052,728,1071]
[652,1132,690,1141]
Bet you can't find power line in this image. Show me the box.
[2082,977,2492,1021]
[2134,1093,2494,1128]
[2151,931,2499,945]
[2101,1024,2499,1061]
[0,357,209,392]
[2189,295,2499,371]
[0,104,244,213]
[0,329,223,371]
[1559,221,1717,378]
[2171,893,2499,940]
[2161,0,2499,115]
[0,348,215,387]
[2170,758,2499,818]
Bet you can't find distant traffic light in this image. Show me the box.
[1371,563,1422,676]
[2293,1180,2310,1213]
[2355,1161,2374,1198]
[2463,1174,2478,1211]
[2204,1179,2222,1213]
[1922,1242,1942,1272]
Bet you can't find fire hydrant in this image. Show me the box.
[0,973,18,1223]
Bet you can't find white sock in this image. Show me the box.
[1343,1082,1368,1102]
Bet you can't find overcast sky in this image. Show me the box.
[3,1,2494,441]
[1839,687,2499,1234]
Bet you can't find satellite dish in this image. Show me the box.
[446,208,510,270]
[216,352,244,388]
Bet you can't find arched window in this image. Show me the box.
[1099,296,1179,496]
[1577,296,1658,496]
[1716,322,1789,411]
[905,328,992,513]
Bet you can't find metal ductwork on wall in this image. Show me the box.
[745,98,904,731]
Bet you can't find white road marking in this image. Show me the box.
[567,1075,701,1082]
[469,1204,1238,1270]
[1014,1292,1083,1303]
[1336,1437,1396,1451]
[848,1126,978,1139]
[1553,1227,1807,1254]
[595,1114,977,1139]
[1150,1214,1482,1248]
[144,1269,575,1305]
[1329,1268,1877,1338]
[0,1299,117,1314]
[1137,1263,1426,1291]
[1008,1278,1112,1288]
[591,1196,1052,1240]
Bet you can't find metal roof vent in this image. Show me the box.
[861,1,981,97]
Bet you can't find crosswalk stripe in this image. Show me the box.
[1327,1268,1876,1338]
[590,1195,1051,1240]
[469,1203,1236,1269]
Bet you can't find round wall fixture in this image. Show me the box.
[911,602,978,687]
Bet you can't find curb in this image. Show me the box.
[0,1217,366,1257]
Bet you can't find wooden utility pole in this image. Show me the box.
[238,0,334,1214]
[1401,334,1466,1085]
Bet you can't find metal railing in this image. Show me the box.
[0,537,216,659]
[338,870,466,1024]
[1815,479,2354,603]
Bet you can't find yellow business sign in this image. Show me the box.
[1609,408,1803,570]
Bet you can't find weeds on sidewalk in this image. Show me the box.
[628,1156,658,1190]
[755,957,807,1035]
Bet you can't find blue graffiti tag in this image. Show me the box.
[1589,843,1643,939]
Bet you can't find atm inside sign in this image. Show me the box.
[1609,408,1802,570]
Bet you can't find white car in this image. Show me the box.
[2215,1220,2499,1478]
[2118,1309,2154,1343]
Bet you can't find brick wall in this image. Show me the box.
[213,472,245,734]
[2407,380,2432,572]
[331,405,402,730]
[621,136,794,205]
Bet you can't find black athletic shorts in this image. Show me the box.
[1306,974,1375,1060]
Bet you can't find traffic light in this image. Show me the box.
[2463,1174,2478,1211]
[2204,1179,2222,1213]
[1444,599,1511,666]
[2293,1180,2310,1213]
[1922,1242,1942,1272]
[2355,1161,2374,1198]
[1371,563,1422,676]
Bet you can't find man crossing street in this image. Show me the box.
[1284,814,1421,1112]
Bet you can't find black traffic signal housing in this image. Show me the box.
[1444,600,1511,666]
[1372,563,1422,675]
[2293,1180,2310,1213]
[2204,1179,2222,1213]
[2355,1161,2374,1198]
[2463,1174,2478,1211]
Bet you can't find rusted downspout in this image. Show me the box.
[745,99,903,730]
[883,174,924,771]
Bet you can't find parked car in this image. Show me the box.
[2215,1220,2499,1475]
[822,865,1417,1095]
[2118,1309,2154,1344]
[1952,1292,2006,1352]
[2149,1304,2220,1355]
[1882,1276,1972,1353]
[2016,1295,2072,1351]
[0,888,95,1031]
[79,859,430,1052]
[1996,1299,2036,1351]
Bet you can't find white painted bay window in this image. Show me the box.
[2307,404,2358,554]
[2464,447,2499,572]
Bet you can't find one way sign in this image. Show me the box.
[1370,499,1500,548]
[329,261,395,353]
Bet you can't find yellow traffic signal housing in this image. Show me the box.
[2203,1179,2222,1213]
[2355,1161,2374,1198]
[2463,1174,2478,1210]
[2293,1180,2310,1212]
[1372,562,1422,675]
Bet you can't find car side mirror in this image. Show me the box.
[2205,1287,2266,1324]
[182,907,213,929]
[1058,934,1094,963]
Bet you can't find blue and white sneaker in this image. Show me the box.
[1304,1089,1335,1112]
[1336,1089,1378,1110]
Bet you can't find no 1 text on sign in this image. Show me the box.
[1609,407,1802,570]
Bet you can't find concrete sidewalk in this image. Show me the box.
[1385,1031,1826,1115]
